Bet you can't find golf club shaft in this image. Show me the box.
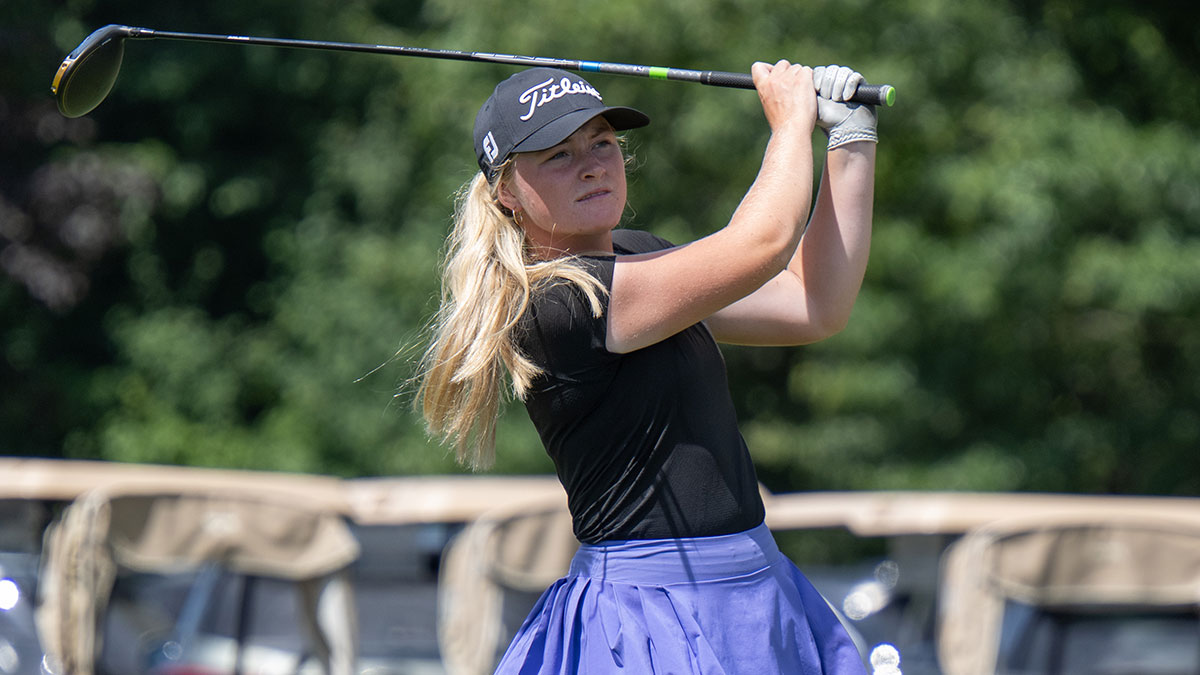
[121,26,895,106]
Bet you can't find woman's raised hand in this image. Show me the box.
[751,60,818,136]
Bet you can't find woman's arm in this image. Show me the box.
[705,140,876,345]
[605,60,818,354]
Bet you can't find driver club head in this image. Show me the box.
[52,24,132,118]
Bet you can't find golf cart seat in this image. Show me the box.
[35,484,361,675]
[937,511,1200,675]
[437,491,576,675]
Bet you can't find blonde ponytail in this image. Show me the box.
[416,168,605,469]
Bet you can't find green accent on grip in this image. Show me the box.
[885,86,896,107]
[648,66,670,80]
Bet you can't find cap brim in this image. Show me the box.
[512,105,650,155]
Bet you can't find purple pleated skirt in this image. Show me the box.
[493,523,868,674]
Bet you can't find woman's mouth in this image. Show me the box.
[577,189,610,202]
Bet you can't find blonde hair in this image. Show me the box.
[416,165,605,470]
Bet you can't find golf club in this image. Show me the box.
[52,24,896,118]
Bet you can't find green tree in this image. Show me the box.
[4,0,1199,495]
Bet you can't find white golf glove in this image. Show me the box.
[813,65,878,150]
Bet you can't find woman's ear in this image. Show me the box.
[496,180,521,213]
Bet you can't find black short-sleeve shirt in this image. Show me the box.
[516,229,765,544]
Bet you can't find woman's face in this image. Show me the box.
[498,116,627,256]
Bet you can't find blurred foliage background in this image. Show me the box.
[3,0,1198,494]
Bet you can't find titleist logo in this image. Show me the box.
[518,77,602,121]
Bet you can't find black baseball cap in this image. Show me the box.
[473,68,650,180]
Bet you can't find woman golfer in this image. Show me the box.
[418,60,877,673]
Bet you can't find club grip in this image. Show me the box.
[852,83,895,107]
[701,70,895,107]
[701,70,757,89]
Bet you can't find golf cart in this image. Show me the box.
[939,509,1200,674]
[28,462,358,675]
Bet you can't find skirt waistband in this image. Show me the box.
[568,522,779,585]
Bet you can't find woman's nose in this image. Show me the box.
[580,152,605,179]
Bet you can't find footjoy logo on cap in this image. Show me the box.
[481,131,499,163]
[518,76,603,121]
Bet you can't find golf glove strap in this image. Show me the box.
[814,65,878,150]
